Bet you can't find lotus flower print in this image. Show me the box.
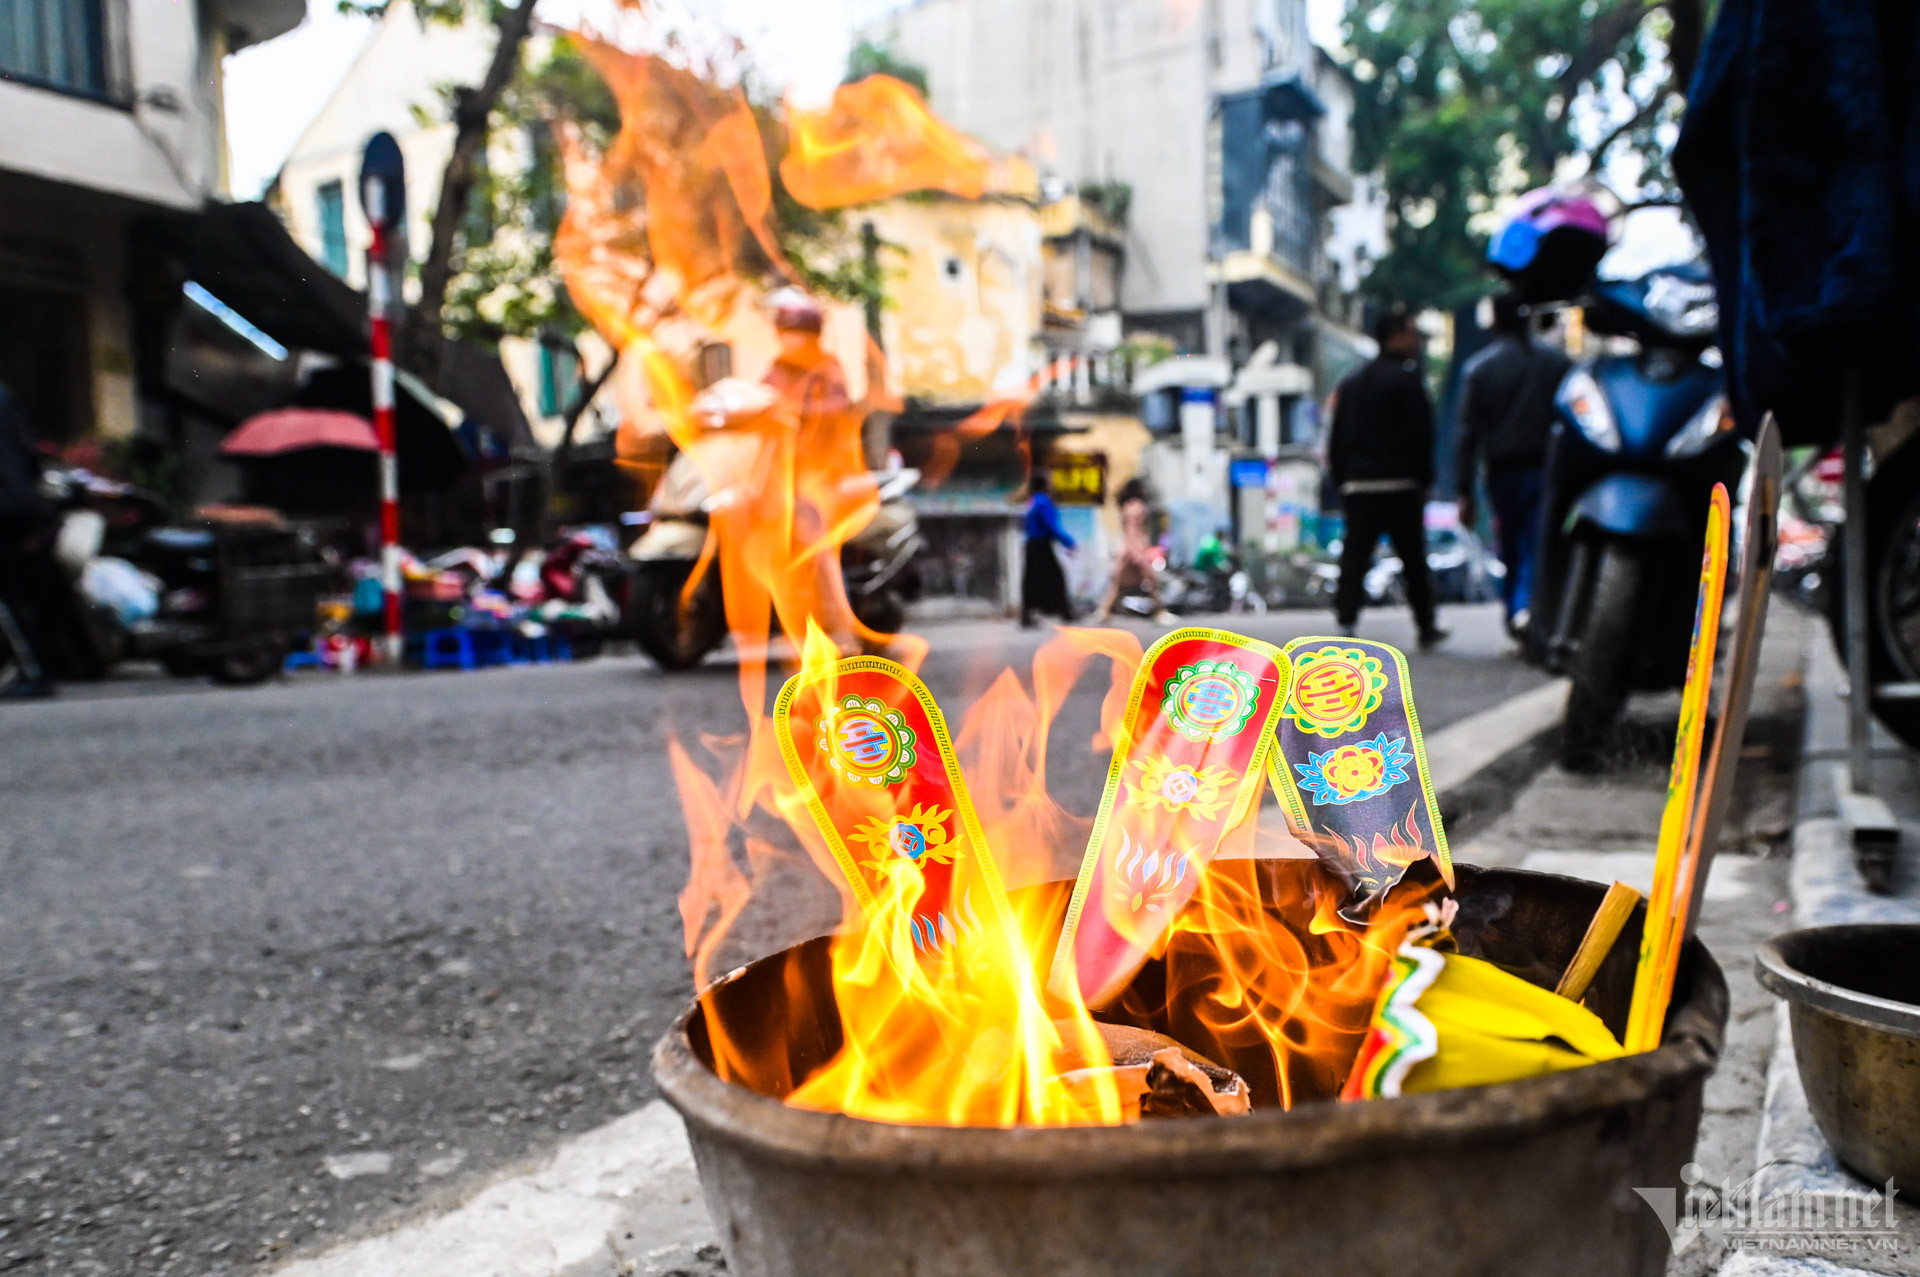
[1108,828,1193,915]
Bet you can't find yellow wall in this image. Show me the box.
[863,195,1042,405]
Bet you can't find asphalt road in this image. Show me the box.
[0,604,1547,1275]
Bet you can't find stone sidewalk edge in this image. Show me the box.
[1720,628,1920,1277]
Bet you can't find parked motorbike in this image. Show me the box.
[26,463,326,684]
[1526,262,1746,765]
[1114,546,1266,619]
[628,389,923,670]
[529,527,629,658]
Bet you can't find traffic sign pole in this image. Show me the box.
[359,133,407,666]
[367,216,402,664]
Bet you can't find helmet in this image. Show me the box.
[1487,187,1611,303]
[766,286,825,334]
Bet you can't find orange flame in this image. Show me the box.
[780,75,993,210]
[558,31,1434,1128]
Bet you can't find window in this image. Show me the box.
[538,343,580,418]
[316,180,349,278]
[0,0,108,97]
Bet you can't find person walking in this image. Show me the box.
[0,383,53,697]
[1020,471,1076,628]
[1327,306,1447,647]
[1091,477,1173,625]
[1455,292,1570,637]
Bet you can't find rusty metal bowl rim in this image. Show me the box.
[1756,924,1920,1040]
[654,874,1726,1183]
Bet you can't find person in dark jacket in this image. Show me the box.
[1327,307,1446,646]
[1020,471,1076,628]
[1455,293,1571,634]
[0,383,53,696]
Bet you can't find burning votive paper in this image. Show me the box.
[1266,638,1455,918]
[1342,926,1624,1101]
[1049,628,1292,1010]
[774,655,1017,960]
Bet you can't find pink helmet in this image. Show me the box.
[1487,187,1612,302]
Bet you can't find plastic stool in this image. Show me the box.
[468,627,513,666]
[419,627,476,671]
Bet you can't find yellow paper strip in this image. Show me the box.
[1625,483,1730,1052]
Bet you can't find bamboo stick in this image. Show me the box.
[1555,881,1642,1002]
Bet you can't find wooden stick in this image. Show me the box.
[1554,881,1642,1002]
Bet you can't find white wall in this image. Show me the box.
[863,0,1323,320]
[274,0,494,288]
[0,0,229,208]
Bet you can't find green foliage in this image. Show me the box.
[441,39,618,348]
[1078,180,1133,228]
[1117,332,1176,373]
[1343,0,1685,311]
[442,26,901,347]
[843,39,929,96]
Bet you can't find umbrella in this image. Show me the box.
[221,408,380,457]
[220,407,391,517]
[294,365,471,492]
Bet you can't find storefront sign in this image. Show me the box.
[1048,451,1108,504]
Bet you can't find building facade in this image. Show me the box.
[856,0,1378,565]
[0,0,302,447]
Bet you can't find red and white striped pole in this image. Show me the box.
[359,132,407,665]
[367,218,402,663]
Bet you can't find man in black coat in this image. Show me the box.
[0,382,53,696]
[1456,293,1570,635]
[1327,307,1446,647]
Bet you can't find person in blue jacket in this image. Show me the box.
[1021,471,1076,628]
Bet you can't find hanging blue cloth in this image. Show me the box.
[1673,0,1920,442]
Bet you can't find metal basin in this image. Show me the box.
[1756,923,1920,1193]
[654,866,1726,1277]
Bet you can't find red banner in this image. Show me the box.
[1048,628,1292,1009]
[774,655,1016,959]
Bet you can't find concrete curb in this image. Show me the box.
[1724,631,1920,1277]
[268,1101,716,1277]
[265,677,1574,1277]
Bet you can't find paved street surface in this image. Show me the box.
[0,604,1543,1275]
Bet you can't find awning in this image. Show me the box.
[133,202,535,451]
[135,201,368,358]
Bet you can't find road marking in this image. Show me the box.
[1519,849,1754,902]
[1423,677,1568,797]
[270,1101,717,1277]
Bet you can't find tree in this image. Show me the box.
[1343,0,1707,312]
[843,39,928,96]
[334,0,544,381]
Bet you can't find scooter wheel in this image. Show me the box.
[853,590,906,649]
[209,639,288,686]
[633,563,724,671]
[1561,541,1642,771]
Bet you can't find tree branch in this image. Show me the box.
[1586,89,1667,171]
[1665,0,1706,98]
[406,0,540,380]
[1555,0,1650,102]
[552,348,617,481]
